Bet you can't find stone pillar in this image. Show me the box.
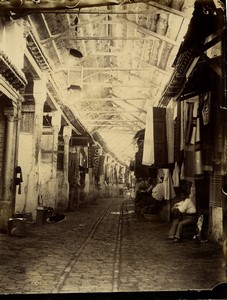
[3,106,17,202]
[51,112,61,179]
[0,106,17,231]
[57,126,71,210]
[18,77,46,217]
[63,126,71,183]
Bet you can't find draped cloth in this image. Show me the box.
[98,155,105,177]
[172,162,180,187]
[88,146,100,167]
[166,106,175,164]
[163,169,176,200]
[184,96,203,180]
[142,107,167,166]
[142,106,154,166]
[84,173,90,199]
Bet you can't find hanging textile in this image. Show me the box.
[142,106,154,166]
[174,102,181,162]
[153,107,168,165]
[166,103,175,164]
[135,150,149,179]
[180,162,185,180]
[98,155,105,177]
[163,169,176,200]
[180,102,184,151]
[88,146,100,176]
[104,162,111,182]
[142,107,168,166]
[184,96,203,180]
[172,162,180,187]
[200,92,213,172]
[201,92,211,125]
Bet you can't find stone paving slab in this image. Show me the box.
[0,197,226,297]
[120,199,226,292]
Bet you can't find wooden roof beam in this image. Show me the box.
[82,82,155,88]
[82,65,170,81]
[148,1,192,18]
[117,16,180,46]
[84,119,143,123]
[76,110,141,113]
[113,102,146,124]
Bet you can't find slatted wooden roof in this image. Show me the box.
[26,0,195,164]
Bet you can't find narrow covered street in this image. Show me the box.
[0,197,225,295]
[0,0,226,298]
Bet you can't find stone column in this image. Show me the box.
[63,126,71,183]
[0,106,17,230]
[3,106,17,202]
[51,112,61,179]
[20,77,46,216]
[57,126,71,210]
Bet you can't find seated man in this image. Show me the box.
[151,177,164,202]
[168,189,197,242]
[135,178,153,212]
[138,177,164,214]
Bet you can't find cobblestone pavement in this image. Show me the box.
[0,197,226,297]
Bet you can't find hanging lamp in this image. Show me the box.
[67,84,81,91]
[69,48,83,58]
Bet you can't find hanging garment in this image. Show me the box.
[201,92,211,125]
[135,151,150,179]
[142,106,154,166]
[142,107,168,166]
[174,102,181,162]
[185,102,194,145]
[184,96,203,179]
[172,162,180,187]
[195,117,203,175]
[84,173,90,196]
[180,162,185,180]
[153,108,168,165]
[163,168,176,200]
[166,106,175,164]
[98,155,105,177]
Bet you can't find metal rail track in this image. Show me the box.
[52,197,124,293]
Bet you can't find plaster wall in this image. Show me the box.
[39,173,58,209]
[0,20,26,71]
[57,170,68,210]
[39,131,58,208]
[15,133,39,218]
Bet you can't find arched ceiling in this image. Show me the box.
[26,0,195,164]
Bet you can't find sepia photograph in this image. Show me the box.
[0,0,226,298]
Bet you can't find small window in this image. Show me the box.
[43,115,52,127]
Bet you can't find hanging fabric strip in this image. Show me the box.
[142,106,154,166]
[185,102,194,144]
[174,102,181,162]
[166,106,175,164]
[153,107,168,165]
[163,168,176,200]
[201,92,211,125]
[180,101,187,151]
[172,162,180,187]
